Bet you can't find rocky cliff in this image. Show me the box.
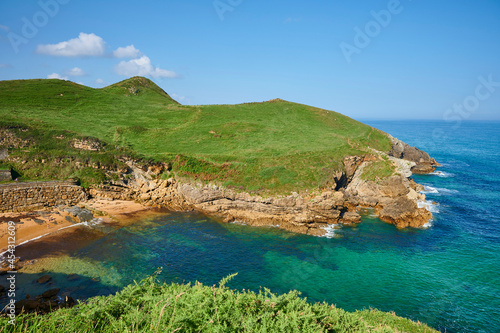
[88,142,436,236]
[0,123,437,235]
[387,135,440,174]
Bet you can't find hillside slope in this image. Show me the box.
[0,77,391,194]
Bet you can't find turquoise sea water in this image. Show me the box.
[3,120,500,332]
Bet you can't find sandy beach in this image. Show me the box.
[0,199,152,254]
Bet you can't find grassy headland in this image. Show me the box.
[0,77,391,194]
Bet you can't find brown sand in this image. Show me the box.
[0,199,152,254]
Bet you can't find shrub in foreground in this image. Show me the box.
[0,273,437,332]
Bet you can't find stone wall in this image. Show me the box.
[0,169,11,182]
[0,148,8,160]
[0,180,87,213]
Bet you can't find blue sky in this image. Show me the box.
[0,0,499,120]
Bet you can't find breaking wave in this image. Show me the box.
[321,224,340,239]
[421,186,458,195]
[418,199,440,214]
[431,171,455,178]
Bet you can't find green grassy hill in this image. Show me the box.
[0,77,391,193]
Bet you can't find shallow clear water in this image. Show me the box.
[3,120,499,332]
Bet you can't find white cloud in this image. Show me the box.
[114,56,179,78]
[65,67,86,76]
[95,78,107,86]
[0,64,12,69]
[0,25,9,32]
[113,45,142,59]
[47,73,69,80]
[36,33,106,57]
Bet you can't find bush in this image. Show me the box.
[0,273,437,332]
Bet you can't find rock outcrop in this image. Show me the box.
[0,133,438,235]
[388,135,440,173]
[87,148,436,235]
[72,138,102,151]
[379,197,432,228]
[345,155,432,229]
[410,162,436,174]
[92,181,357,236]
[0,148,7,160]
[0,169,11,182]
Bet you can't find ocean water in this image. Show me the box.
[3,120,499,332]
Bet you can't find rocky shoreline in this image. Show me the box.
[0,134,439,238]
[86,138,439,237]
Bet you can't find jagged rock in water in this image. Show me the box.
[379,197,432,228]
[341,211,362,225]
[411,162,436,174]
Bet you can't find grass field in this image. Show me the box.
[0,77,391,194]
[360,157,396,182]
[0,273,437,333]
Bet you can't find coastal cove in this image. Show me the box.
[1,0,498,329]
[1,121,499,332]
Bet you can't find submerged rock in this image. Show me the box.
[37,275,52,284]
[14,289,76,314]
[41,288,60,298]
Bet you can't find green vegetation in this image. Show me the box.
[361,158,396,182]
[0,77,391,194]
[0,121,138,187]
[0,274,437,332]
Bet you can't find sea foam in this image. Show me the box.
[422,220,434,229]
[421,186,458,195]
[321,224,339,239]
[431,171,455,178]
[422,186,439,194]
[418,199,440,213]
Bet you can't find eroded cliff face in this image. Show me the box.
[1,125,437,235]
[88,144,436,236]
[387,135,440,174]
[344,159,432,229]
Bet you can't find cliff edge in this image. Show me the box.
[88,137,438,236]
